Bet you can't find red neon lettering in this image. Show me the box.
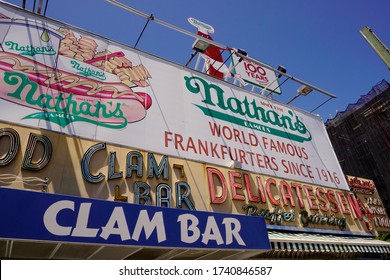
[256,176,267,203]
[206,167,227,204]
[316,188,329,212]
[346,193,363,220]
[279,180,295,207]
[229,171,245,200]
[244,173,261,202]
[326,190,340,213]
[266,178,280,205]
[303,185,319,210]
[336,191,351,215]
[291,183,305,208]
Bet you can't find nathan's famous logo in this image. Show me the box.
[0,26,152,129]
[2,72,132,128]
[70,60,106,81]
[184,76,311,143]
[4,41,56,56]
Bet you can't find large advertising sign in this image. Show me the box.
[0,122,371,235]
[0,187,270,249]
[0,3,348,191]
[346,175,390,233]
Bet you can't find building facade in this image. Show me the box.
[0,1,389,260]
[326,79,390,216]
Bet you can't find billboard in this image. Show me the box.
[0,187,270,250]
[0,3,348,192]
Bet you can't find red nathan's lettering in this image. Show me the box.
[262,137,308,159]
[208,122,260,147]
[164,131,278,171]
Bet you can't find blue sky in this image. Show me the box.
[3,0,390,121]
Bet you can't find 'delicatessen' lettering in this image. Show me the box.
[206,166,363,230]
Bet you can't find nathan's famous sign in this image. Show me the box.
[184,76,310,143]
[0,3,347,190]
[0,25,152,129]
[0,122,370,235]
[346,175,390,233]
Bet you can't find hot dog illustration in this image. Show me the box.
[0,52,151,124]
[0,20,153,127]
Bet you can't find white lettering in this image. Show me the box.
[71,203,99,237]
[100,207,131,241]
[43,200,74,236]
[222,218,246,245]
[132,210,166,243]
[42,200,246,248]
[178,214,201,243]
[178,214,246,246]
[202,216,223,245]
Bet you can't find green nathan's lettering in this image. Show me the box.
[184,75,311,142]
[70,60,107,81]
[4,41,56,56]
[4,72,127,128]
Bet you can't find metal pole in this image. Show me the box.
[287,94,300,104]
[107,0,337,100]
[360,26,390,70]
[37,0,42,14]
[260,76,278,96]
[310,97,333,113]
[106,0,229,51]
[134,14,154,49]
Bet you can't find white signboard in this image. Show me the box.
[0,3,348,190]
[230,53,282,94]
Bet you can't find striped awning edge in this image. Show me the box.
[268,231,390,254]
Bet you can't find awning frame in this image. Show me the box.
[267,231,390,255]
